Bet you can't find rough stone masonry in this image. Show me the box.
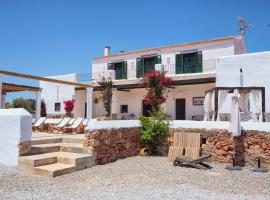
[84,127,141,165]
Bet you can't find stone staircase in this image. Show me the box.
[19,136,95,177]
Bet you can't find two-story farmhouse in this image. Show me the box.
[40,35,246,120]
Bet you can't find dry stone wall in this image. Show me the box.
[84,127,141,165]
[171,128,270,167]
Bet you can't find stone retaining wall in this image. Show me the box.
[171,128,270,167]
[84,127,141,165]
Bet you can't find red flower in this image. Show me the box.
[64,100,75,114]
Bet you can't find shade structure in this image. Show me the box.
[228,89,241,137]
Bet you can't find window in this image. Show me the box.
[175,51,202,74]
[120,105,128,113]
[54,103,61,112]
[136,55,161,78]
[107,61,127,80]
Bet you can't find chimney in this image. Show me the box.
[104,46,111,56]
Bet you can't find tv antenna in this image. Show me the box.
[236,17,252,37]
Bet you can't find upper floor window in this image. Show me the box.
[136,55,161,78]
[175,51,202,74]
[107,61,127,80]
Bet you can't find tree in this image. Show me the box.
[41,100,47,117]
[97,77,113,117]
[9,97,36,114]
[142,70,172,115]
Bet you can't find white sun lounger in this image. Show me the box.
[51,117,71,133]
[63,117,85,134]
[32,117,47,131]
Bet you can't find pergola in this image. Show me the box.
[0,70,94,120]
[205,86,265,122]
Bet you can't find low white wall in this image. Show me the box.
[86,119,141,131]
[86,119,270,132]
[0,109,32,166]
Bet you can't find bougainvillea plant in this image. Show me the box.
[142,70,172,115]
[64,100,75,117]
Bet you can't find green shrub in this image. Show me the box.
[139,110,170,154]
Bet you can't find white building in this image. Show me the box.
[212,51,270,122]
[40,35,246,120]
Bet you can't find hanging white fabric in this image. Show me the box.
[203,92,212,121]
[228,89,241,137]
[250,90,263,122]
[211,91,216,121]
[217,90,228,121]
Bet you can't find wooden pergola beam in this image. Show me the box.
[3,83,41,93]
[0,70,92,88]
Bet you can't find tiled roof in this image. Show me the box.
[93,35,241,61]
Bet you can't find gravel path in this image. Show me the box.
[0,156,269,200]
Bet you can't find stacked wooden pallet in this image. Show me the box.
[168,132,201,162]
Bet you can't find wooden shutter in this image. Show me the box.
[156,55,161,64]
[108,63,113,70]
[196,51,202,72]
[122,61,127,79]
[175,54,183,74]
[136,57,143,78]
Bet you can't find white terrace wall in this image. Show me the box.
[216,51,270,113]
[93,83,214,120]
[40,73,78,116]
[92,37,245,81]
[0,109,32,166]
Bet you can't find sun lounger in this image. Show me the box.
[32,117,47,131]
[68,118,75,125]
[51,117,71,134]
[82,119,88,127]
[173,154,211,170]
[63,117,84,134]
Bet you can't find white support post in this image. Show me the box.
[111,89,118,119]
[0,75,2,109]
[86,87,93,120]
[35,91,41,121]
[1,94,6,109]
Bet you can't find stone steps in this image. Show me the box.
[19,135,95,177]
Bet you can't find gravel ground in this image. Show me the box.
[0,156,270,200]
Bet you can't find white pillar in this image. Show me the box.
[86,87,93,120]
[35,91,41,121]
[111,89,118,119]
[1,94,6,109]
[0,75,2,109]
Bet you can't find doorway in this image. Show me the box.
[175,99,185,120]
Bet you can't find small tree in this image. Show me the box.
[98,77,113,117]
[64,100,75,117]
[41,100,47,117]
[142,70,172,115]
[10,97,36,114]
[139,109,170,154]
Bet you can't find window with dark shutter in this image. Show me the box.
[136,58,143,78]
[175,54,183,74]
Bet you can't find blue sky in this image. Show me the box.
[0,0,269,102]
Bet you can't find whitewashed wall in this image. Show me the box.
[216,51,270,113]
[92,37,245,80]
[74,89,87,118]
[40,73,78,115]
[93,83,214,120]
[0,109,32,166]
